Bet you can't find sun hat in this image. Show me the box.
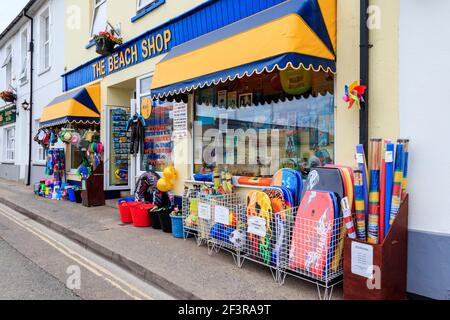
[83,130,95,142]
[63,130,73,143]
[71,132,81,147]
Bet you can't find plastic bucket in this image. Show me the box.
[118,197,135,204]
[130,204,152,228]
[74,190,82,203]
[67,188,76,202]
[141,204,155,226]
[118,202,133,224]
[150,209,162,230]
[159,209,172,233]
[170,215,185,238]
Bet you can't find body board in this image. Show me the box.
[289,190,335,278]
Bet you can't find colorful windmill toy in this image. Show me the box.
[343,81,367,110]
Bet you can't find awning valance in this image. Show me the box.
[40,84,101,128]
[151,0,336,99]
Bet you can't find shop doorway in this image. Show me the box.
[131,74,175,193]
[104,81,136,191]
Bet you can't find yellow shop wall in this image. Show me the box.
[368,0,400,141]
[335,0,400,166]
[64,0,208,72]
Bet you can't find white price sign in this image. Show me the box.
[247,216,267,237]
[351,241,374,278]
[214,206,230,225]
[198,203,211,221]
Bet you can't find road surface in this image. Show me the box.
[0,202,174,300]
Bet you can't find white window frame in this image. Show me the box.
[4,44,13,88]
[20,28,28,82]
[39,7,51,73]
[137,0,157,11]
[33,120,46,164]
[3,125,16,162]
[90,0,107,39]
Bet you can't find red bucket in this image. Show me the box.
[130,204,154,228]
[118,202,139,224]
[118,203,131,224]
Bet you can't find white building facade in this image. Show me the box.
[0,0,64,184]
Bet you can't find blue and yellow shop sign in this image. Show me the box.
[91,29,172,79]
[0,105,16,126]
[62,0,288,92]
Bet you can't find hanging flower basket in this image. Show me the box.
[0,90,16,103]
[94,31,123,56]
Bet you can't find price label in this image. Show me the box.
[247,216,267,237]
[385,151,394,163]
[198,203,211,221]
[214,206,230,225]
[356,153,365,164]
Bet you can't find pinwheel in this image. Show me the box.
[343,81,367,110]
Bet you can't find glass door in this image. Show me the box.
[105,105,131,190]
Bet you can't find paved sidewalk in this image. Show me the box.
[0,179,342,300]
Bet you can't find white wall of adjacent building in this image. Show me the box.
[0,16,31,181]
[400,0,450,300]
[399,0,450,234]
[0,0,64,183]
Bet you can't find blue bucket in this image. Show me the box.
[67,188,76,202]
[118,196,135,204]
[170,215,185,238]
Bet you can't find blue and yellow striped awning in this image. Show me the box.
[151,0,336,99]
[40,84,101,128]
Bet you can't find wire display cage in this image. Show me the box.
[182,188,206,246]
[182,184,346,300]
[202,193,246,267]
[278,206,345,300]
[240,202,295,283]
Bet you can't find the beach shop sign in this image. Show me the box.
[92,30,172,79]
[62,0,288,91]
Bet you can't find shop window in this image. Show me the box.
[39,8,51,72]
[70,144,83,171]
[90,0,107,39]
[4,126,15,162]
[137,75,174,173]
[193,69,335,178]
[140,99,174,173]
[20,30,28,82]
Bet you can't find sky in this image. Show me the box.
[0,0,29,34]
